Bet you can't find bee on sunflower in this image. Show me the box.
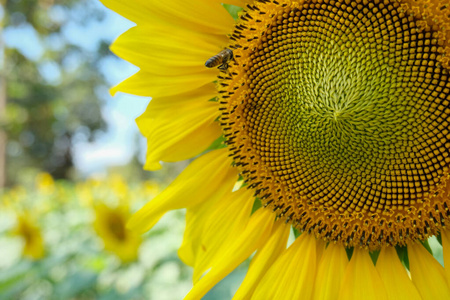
[101,0,450,299]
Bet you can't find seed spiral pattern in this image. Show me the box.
[219,0,450,249]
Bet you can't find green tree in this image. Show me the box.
[1,0,112,185]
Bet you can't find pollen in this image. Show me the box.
[219,0,450,250]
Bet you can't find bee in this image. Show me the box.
[205,48,233,71]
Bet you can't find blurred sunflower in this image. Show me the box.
[13,213,45,260]
[102,0,450,299]
[93,203,142,263]
[35,172,55,195]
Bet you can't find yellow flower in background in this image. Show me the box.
[13,213,45,260]
[102,0,450,299]
[140,180,160,197]
[1,186,26,208]
[76,178,102,206]
[76,174,128,207]
[35,172,63,212]
[35,172,55,195]
[93,203,142,263]
[108,173,129,199]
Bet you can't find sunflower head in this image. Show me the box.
[13,213,45,260]
[93,203,142,263]
[219,0,450,250]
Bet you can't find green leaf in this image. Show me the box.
[0,261,33,291]
[53,271,98,298]
[222,4,244,21]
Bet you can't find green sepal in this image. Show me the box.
[251,198,262,214]
[222,4,244,21]
[292,227,301,238]
[420,239,433,255]
[207,135,227,151]
[345,247,354,261]
[395,245,410,270]
[369,250,380,264]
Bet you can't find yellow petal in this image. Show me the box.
[149,0,234,36]
[184,208,275,300]
[408,242,450,300]
[313,243,349,300]
[178,188,254,269]
[100,0,152,26]
[442,229,450,286]
[127,149,237,233]
[376,247,421,300]
[110,70,216,99]
[233,221,291,300]
[101,0,234,35]
[338,249,388,300]
[140,84,217,120]
[315,238,326,265]
[178,198,219,267]
[192,188,255,282]
[251,233,318,300]
[213,0,250,7]
[111,25,227,73]
[136,85,221,170]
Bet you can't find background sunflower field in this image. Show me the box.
[0,0,239,299]
[0,173,191,299]
[0,0,249,298]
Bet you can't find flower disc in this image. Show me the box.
[219,0,450,249]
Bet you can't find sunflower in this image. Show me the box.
[35,172,55,195]
[102,0,450,298]
[93,203,142,263]
[13,213,45,260]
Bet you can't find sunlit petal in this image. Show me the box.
[376,247,421,300]
[127,149,237,233]
[184,208,275,300]
[233,221,291,300]
[408,242,450,300]
[338,249,388,300]
[313,243,349,300]
[251,233,317,300]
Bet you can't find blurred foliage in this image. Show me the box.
[0,173,193,300]
[1,0,113,185]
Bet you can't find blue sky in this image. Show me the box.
[4,0,150,175]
